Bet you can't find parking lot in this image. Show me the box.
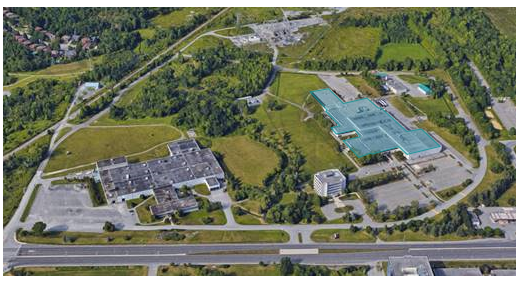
[492,98,516,130]
[477,207,516,240]
[27,184,135,232]
[413,154,473,191]
[366,179,432,211]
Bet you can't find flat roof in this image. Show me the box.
[311,88,440,157]
[315,169,345,184]
[388,256,433,276]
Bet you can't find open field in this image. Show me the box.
[311,229,376,243]
[232,206,264,225]
[4,57,100,91]
[212,135,279,186]
[6,266,148,276]
[45,126,182,172]
[214,26,254,36]
[158,264,280,276]
[115,76,148,106]
[17,229,290,244]
[377,43,433,65]
[304,26,381,61]
[388,96,415,118]
[227,7,283,25]
[398,74,430,84]
[277,25,331,66]
[184,35,232,54]
[177,198,227,225]
[417,120,479,167]
[258,73,356,173]
[152,8,215,27]
[404,96,457,116]
[483,8,516,39]
[93,113,174,126]
[135,197,159,224]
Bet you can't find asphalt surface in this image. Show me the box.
[6,240,515,268]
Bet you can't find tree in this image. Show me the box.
[279,257,294,276]
[31,221,47,236]
[103,221,116,232]
[508,127,516,136]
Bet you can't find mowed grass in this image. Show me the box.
[158,264,280,276]
[184,35,232,54]
[497,183,515,206]
[405,96,457,116]
[257,73,356,174]
[377,230,479,242]
[212,135,279,186]
[18,229,290,245]
[311,229,376,243]
[345,75,380,97]
[7,266,148,276]
[483,8,516,39]
[45,126,182,172]
[305,26,381,60]
[377,43,433,64]
[93,112,174,126]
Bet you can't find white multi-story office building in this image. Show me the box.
[313,169,346,197]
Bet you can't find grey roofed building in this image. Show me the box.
[490,269,516,276]
[98,139,224,203]
[387,256,434,276]
[149,185,198,217]
[313,169,346,197]
[433,268,482,276]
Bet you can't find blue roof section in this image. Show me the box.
[311,88,441,157]
[418,84,432,94]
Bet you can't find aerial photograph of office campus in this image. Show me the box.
[2,3,516,277]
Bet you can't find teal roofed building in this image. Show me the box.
[417,83,432,95]
[311,88,441,160]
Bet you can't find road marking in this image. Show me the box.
[18,253,186,258]
[279,249,319,255]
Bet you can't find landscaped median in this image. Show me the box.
[6,266,148,276]
[17,229,290,245]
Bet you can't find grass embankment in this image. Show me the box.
[3,135,51,226]
[430,260,516,271]
[7,266,148,276]
[304,26,381,61]
[257,72,356,174]
[436,185,465,201]
[377,230,479,242]
[310,229,376,243]
[345,75,380,97]
[377,43,433,65]
[212,135,279,186]
[158,264,281,276]
[17,229,290,245]
[4,57,100,91]
[20,184,41,222]
[45,126,182,172]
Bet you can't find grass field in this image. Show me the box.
[226,7,283,25]
[211,135,279,186]
[116,77,149,106]
[184,35,232,54]
[398,74,430,84]
[277,25,331,67]
[417,120,479,168]
[436,185,465,201]
[377,43,433,65]
[93,113,174,126]
[377,230,478,242]
[7,266,148,276]
[404,96,457,116]
[45,126,182,172]
[305,26,381,61]
[311,229,376,243]
[497,183,515,206]
[388,96,415,118]
[19,184,41,222]
[257,73,356,174]
[345,75,380,97]
[4,57,100,91]
[18,229,290,245]
[483,8,516,39]
[232,205,264,225]
[135,197,159,224]
[158,264,280,276]
[177,198,227,225]
[153,8,215,27]
[214,26,254,36]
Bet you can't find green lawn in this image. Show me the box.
[258,72,356,174]
[345,75,380,97]
[305,26,381,61]
[45,126,182,172]
[215,26,254,36]
[212,135,279,186]
[177,198,227,225]
[56,126,72,142]
[135,197,159,224]
[483,8,516,39]
[398,74,430,84]
[7,266,148,276]
[92,113,174,126]
[311,229,376,243]
[417,120,479,167]
[193,183,211,196]
[158,264,280,276]
[377,43,433,65]
[18,229,290,244]
[436,185,465,201]
[497,183,515,206]
[238,199,263,215]
[277,25,331,67]
[20,184,41,222]
[388,96,415,118]
[405,96,457,116]
[232,205,264,225]
[126,144,171,163]
[378,230,478,242]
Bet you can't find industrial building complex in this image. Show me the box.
[97,139,224,216]
[311,88,442,159]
